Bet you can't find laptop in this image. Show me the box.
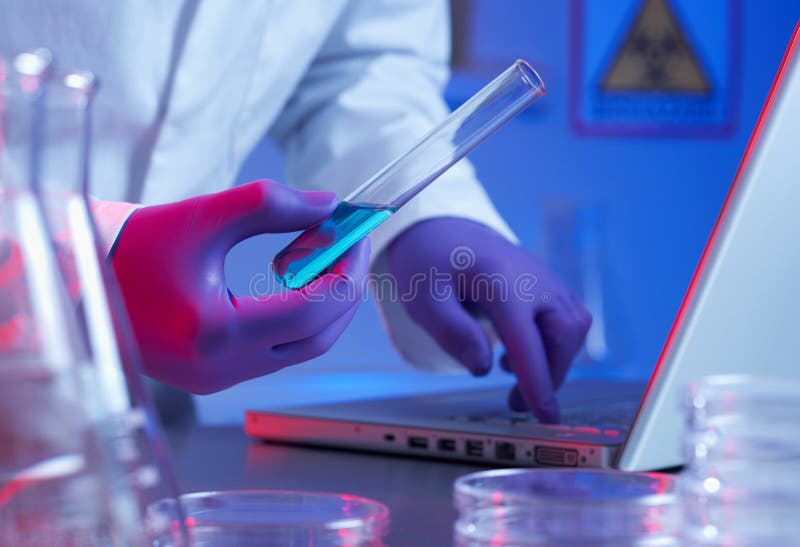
[246,23,800,472]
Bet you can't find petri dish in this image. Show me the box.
[454,468,679,546]
[148,490,389,546]
[682,374,800,546]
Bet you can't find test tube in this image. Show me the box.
[273,59,546,289]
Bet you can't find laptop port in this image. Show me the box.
[465,440,484,457]
[535,446,579,467]
[408,436,428,449]
[437,438,456,452]
[495,441,516,461]
[383,434,395,442]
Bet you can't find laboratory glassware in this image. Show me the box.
[148,490,390,546]
[37,67,188,543]
[681,375,800,546]
[0,49,140,545]
[273,59,546,289]
[454,468,680,546]
[539,199,614,366]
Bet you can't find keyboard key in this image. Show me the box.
[486,417,513,425]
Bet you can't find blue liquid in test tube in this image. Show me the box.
[273,60,546,289]
[274,202,396,289]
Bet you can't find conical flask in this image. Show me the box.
[0,50,143,545]
[35,66,189,542]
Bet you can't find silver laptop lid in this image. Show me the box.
[618,23,800,471]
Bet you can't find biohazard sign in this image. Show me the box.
[570,0,739,136]
[601,0,711,93]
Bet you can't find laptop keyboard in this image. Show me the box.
[560,400,640,428]
[447,400,639,435]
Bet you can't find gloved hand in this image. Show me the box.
[387,217,591,423]
[111,180,369,394]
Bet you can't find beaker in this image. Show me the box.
[36,67,188,542]
[273,60,545,289]
[0,49,138,545]
[539,199,614,365]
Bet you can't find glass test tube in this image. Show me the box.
[273,59,546,289]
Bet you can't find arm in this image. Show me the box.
[268,0,516,256]
[267,0,516,368]
[268,0,590,421]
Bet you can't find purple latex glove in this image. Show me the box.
[388,217,591,423]
[112,180,369,394]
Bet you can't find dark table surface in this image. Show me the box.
[166,425,492,546]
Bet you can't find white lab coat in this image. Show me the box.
[1,0,516,372]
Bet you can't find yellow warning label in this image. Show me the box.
[601,0,711,93]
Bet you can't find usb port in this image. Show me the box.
[495,441,516,461]
[437,438,456,452]
[465,440,484,457]
[408,436,428,449]
[383,434,395,442]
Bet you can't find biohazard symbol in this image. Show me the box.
[601,0,711,93]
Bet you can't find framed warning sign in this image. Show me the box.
[570,0,740,137]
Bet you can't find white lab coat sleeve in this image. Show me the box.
[269,0,517,372]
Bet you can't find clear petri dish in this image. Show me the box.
[148,490,389,546]
[682,374,800,546]
[454,468,679,546]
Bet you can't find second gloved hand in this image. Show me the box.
[111,180,369,394]
[388,217,591,423]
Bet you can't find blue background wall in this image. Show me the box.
[198,1,800,423]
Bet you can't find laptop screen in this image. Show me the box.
[619,22,800,471]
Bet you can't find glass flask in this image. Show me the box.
[35,66,188,542]
[0,51,185,546]
[273,60,546,289]
[0,50,139,545]
[681,374,800,546]
[454,468,680,546]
